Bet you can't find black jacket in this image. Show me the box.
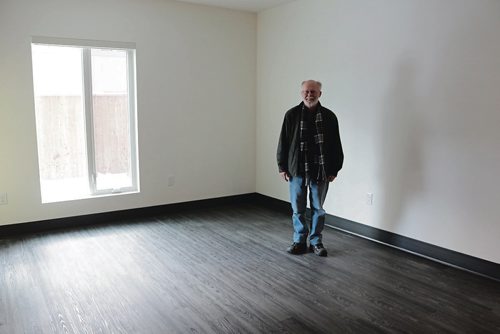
[277,102,344,177]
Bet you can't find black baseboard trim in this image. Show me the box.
[253,193,500,282]
[1,192,498,281]
[0,193,258,238]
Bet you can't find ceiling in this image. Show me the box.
[174,0,296,12]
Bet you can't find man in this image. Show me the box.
[277,80,343,256]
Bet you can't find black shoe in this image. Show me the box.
[310,243,328,257]
[287,242,307,255]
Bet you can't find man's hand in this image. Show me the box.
[328,175,336,182]
[280,172,290,182]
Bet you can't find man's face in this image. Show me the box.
[301,82,322,108]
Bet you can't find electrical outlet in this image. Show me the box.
[168,175,175,187]
[366,193,373,205]
[0,192,8,205]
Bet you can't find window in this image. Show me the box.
[31,37,139,203]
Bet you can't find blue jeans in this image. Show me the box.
[289,176,329,246]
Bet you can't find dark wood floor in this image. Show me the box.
[1,202,499,334]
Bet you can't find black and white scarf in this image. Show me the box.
[300,104,327,185]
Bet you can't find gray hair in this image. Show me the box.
[301,80,322,89]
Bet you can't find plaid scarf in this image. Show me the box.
[300,104,327,185]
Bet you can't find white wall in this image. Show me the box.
[257,0,500,263]
[2,0,499,265]
[0,0,256,225]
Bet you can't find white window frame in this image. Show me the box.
[31,36,139,201]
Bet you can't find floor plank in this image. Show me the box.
[1,202,499,333]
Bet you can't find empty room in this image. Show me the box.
[0,0,499,333]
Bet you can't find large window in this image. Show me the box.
[31,37,139,203]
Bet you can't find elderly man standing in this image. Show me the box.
[277,80,344,256]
